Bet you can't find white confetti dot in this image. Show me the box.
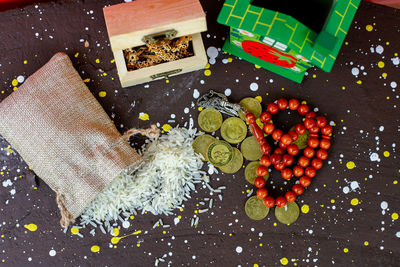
[184,107,189,114]
[17,75,25,83]
[380,201,388,210]
[370,152,380,162]
[390,81,397,89]
[379,126,384,132]
[193,89,200,99]
[236,246,243,253]
[224,88,232,96]
[343,186,350,194]
[351,67,359,76]
[249,82,258,91]
[49,249,56,256]
[122,220,130,228]
[396,232,400,238]
[376,45,384,54]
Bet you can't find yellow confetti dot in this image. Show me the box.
[23,60,28,64]
[392,212,399,220]
[255,64,261,69]
[254,264,259,267]
[165,79,170,84]
[280,257,289,265]
[71,227,79,235]
[83,78,91,83]
[273,222,277,227]
[228,58,233,62]
[91,245,100,253]
[378,61,385,68]
[162,124,172,132]
[112,228,119,237]
[383,151,390,157]
[344,248,349,253]
[74,52,79,58]
[357,80,362,84]
[95,58,100,63]
[136,243,141,247]
[139,112,149,121]
[255,96,262,102]
[331,199,335,203]
[366,25,373,31]
[205,63,210,69]
[111,59,115,63]
[204,69,211,76]
[342,86,346,90]
[111,237,121,244]
[11,79,18,86]
[394,180,398,185]
[24,224,37,232]
[0,234,4,238]
[346,161,355,169]
[98,91,107,97]
[351,198,359,206]
[382,73,387,78]
[162,231,166,234]
[312,74,317,78]
[13,87,18,91]
[301,204,309,214]
[364,241,369,246]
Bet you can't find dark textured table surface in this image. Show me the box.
[0,1,399,266]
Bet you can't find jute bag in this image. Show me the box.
[0,52,158,228]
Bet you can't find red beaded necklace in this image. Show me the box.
[245,98,333,208]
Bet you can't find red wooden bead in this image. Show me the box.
[263,123,275,134]
[275,196,287,207]
[254,176,266,188]
[260,142,271,155]
[293,165,304,177]
[316,116,327,128]
[304,118,315,129]
[270,154,281,165]
[309,133,319,138]
[298,104,310,116]
[267,103,279,114]
[316,149,328,160]
[277,98,288,110]
[263,196,275,208]
[321,125,332,136]
[311,158,323,170]
[299,176,311,187]
[288,99,300,110]
[274,147,285,155]
[281,168,293,180]
[260,112,272,123]
[305,111,317,119]
[287,144,299,156]
[309,126,320,134]
[272,129,283,141]
[298,156,310,167]
[256,165,269,177]
[282,154,294,166]
[292,184,304,195]
[307,137,319,148]
[256,188,268,199]
[280,134,293,145]
[279,141,288,149]
[285,191,297,203]
[245,113,256,124]
[305,166,317,178]
[260,155,272,167]
[320,139,331,150]
[274,161,285,171]
[322,135,331,140]
[295,123,306,135]
[303,147,315,158]
[288,130,298,141]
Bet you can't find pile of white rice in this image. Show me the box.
[79,126,206,228]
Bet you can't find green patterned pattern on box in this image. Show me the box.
[217,0,361,83]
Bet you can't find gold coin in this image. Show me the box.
[207,140,233,167]
[198,108,223,133]
[245,195,269,220]
[238,97,262,120]
[244,161,269,185]
[240,136,263,161]
[219,147,243,174]
[220,117,247,144]
[275,202,300,225]
[192,134,216,161]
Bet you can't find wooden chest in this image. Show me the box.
[103,0,208,88]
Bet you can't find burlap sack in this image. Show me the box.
[0,52,158,228]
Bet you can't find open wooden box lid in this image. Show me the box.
[103,0,207,52]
